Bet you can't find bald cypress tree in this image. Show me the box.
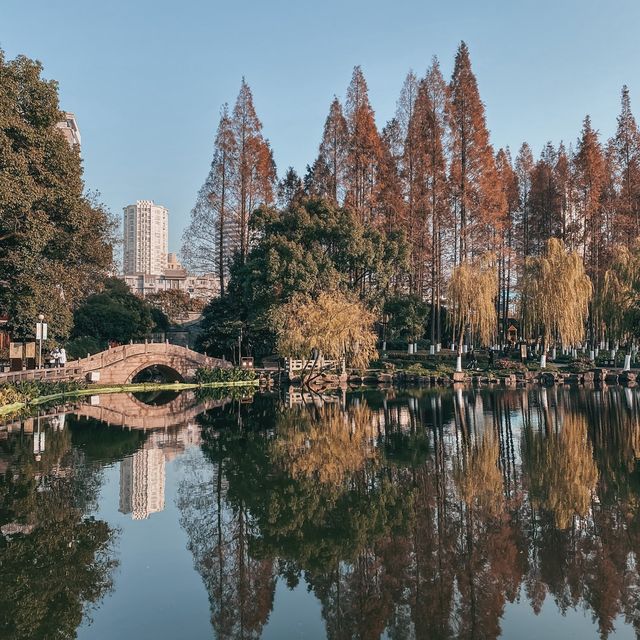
[408,60,449,339]
[396,71,420,287]
[313,97,348,203]
[574,116,608,343]
[554,143,573,245]
[495,147,519,339]
[574,116,607,282]
[231,78,276,262]
[448,42,502,261]
[344,66,384,224]
[612,85,640,244]
[182,104,236,295]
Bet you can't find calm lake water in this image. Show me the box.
[2,384,640,639]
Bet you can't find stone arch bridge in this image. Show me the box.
[76,342,230,385]
[0,342,230,386]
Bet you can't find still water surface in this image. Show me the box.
[2,385,640,639]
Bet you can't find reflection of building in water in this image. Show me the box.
[119,448,166,520]
[119,422,201,521]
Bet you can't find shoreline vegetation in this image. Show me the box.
[0,380,260,418]
[0,366,260,418]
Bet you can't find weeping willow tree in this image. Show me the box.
[271,289,378,383]
[449,253,498,369]
[521,238,592,366]
[597,243,640,348]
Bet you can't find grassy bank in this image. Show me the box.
[0,379,260,418]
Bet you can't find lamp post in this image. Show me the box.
[36,313,46,370]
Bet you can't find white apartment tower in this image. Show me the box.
[123,200,169,275]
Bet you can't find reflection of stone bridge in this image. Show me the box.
[73,390,230,430]
[76,342,229,385]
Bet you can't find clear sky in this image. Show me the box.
[2,0,639,254]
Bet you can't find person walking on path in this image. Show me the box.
[59,347,67,368]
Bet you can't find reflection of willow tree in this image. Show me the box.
[272,404,379,485]
[518,388,640,639]
[177,397,277,640]
[0,425,115,640]
[453,428,503,516]
[524,413,599,529]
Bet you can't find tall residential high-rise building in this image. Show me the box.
[56,112,81,149]
[123,200,169,275]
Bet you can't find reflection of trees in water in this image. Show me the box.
[273,404,379,486]
[0,425,116,640]
[177,397,278,639]
[524,413,598,529]
[177,386,640,640]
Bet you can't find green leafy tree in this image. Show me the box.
[145,289,203,324]
[71,278,167,346]
[383,294,428,345]
[0,50,115,341]
[197,198,407,360]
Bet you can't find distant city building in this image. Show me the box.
[55,112,81,149]
[123,200,169,276]
[123,249,218,301]
[122,270,218,300]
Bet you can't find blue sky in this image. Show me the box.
[2,0,639,253]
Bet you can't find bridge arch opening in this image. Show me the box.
[132,390,181,406]
[130,364,185,384]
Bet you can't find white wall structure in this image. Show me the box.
[122,271,219,301]
[55,112,81,149]
[123,200,169,275]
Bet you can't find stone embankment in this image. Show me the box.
[338,368,639,388]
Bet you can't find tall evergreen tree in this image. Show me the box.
[231,78,276,262]
[612,85,640,244]
[344,66,384,224]
[448,42,503,260]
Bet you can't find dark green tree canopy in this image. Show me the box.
[197,197,408,359]
[383,294,429,343]
[72,278,167,346]
[0,49,115,340]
